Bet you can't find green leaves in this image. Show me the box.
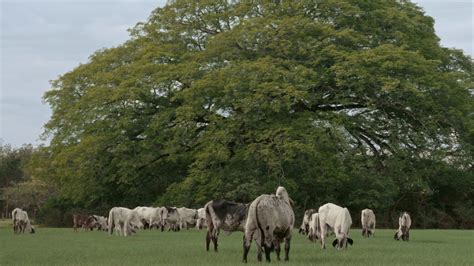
[36,0,473,228]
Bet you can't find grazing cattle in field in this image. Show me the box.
[243,186,295,263]
[134,207,162,230]
[317,203,353,249]
[205,199,249,252]
[89,215,108,231]
[299,209,317,235]
[160,207,180,231]
[196,208,207,229]
[394,212,411,241]
[177,207,198,230]
[12,208,35,234]
[73,214,94,232]
[361,209,376,237]
[108,207,143,236]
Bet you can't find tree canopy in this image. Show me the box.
[37,0,473,228]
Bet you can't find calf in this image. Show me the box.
[73,214,93,232]
[205,199,249,251]
[361,209,376,237]
[243,186,295,263]
[394,212,411,241]
[299,209,317,235]
[317,203,353,249]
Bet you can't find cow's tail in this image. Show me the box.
[108,209,114,235]
[254,200,266,249]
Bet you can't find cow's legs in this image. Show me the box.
[320,224,327,249]
[206,231,211,251]
[284,237,291,261]
[242,232,253,263]
[274,241,281,261]
[264,244,272,262]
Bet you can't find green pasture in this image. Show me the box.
[0,222,472,265]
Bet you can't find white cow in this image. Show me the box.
[12,208,35,234]
[196,208,207,229]
[317,203,353,249]
[394,212,411,241]
[108,207,143,236]
[177,207,198,230]
[361,209,376,237]
[307,212,320,242]
[134,206,162,229]
[243,186,295,263]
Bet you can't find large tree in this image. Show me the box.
[41,0,472,226]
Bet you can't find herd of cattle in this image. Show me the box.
[11,186,412,263]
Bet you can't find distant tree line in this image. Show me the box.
[3,1,472,228]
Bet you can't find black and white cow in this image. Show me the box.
[160,207,180,231]
[89,215,108,231]
[204,199,249,251]
[361,208,376,237]
[243,186,295,263]
[299,209,317,235]
[12,208,35,234]
[394,212,411,241]
[317,203,353,249]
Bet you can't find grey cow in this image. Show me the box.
[243,186,294,263]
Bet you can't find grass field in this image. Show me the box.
[0,221,472,265]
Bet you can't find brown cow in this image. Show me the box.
[73,214,94,232]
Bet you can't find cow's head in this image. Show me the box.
[30,226,35,234]
[332,235,353,249]
[394,230,403,240]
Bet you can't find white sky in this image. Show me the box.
[0,0,472,147]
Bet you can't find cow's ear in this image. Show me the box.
[347,238,353,245]
[332,239,338,248]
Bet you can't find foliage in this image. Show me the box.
[36,0,473,227]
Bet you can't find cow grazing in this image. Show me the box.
[134,207,162,230]
[299,209,317,235]
[12,208,35,234]
[196,208,207,229]
[160,207,180,231]
[243,186,295,263]
[394,212,411,241]
[317,203,353,250]
[361,209,376,237]
[89,215,108,231]
[108,207,143,236]
[307,212,320,242]
[73,214,94,232]
[204,199,249,252]
[177,207,198,230]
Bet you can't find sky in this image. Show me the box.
[0,0,472,147]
